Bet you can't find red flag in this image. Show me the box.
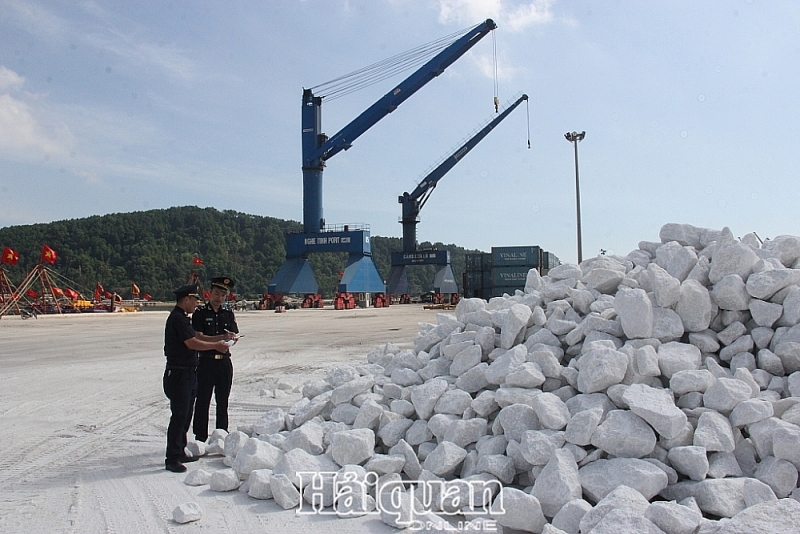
[1,246,19,265]
[64,288,79,299]
[131,283,140,296]
[203,291,211,300]
[41,245,57,264]
[142,292,152,301]
[104,291,113,299]
[26,288,38,299]
[192,255,204,265]
[52,287,64,297]
[228,292,236,301]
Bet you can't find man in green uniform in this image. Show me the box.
[163,283,232,473]
[192,277,239,443]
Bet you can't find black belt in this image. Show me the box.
[166,365,197,371]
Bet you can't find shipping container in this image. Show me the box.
[464,271,484,289]
[465,253,483,272]
[491,266,531,287]
[491,245,540,267]
[491,286,524,298]
[482,270,492,289]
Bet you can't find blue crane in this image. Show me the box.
[268,19,497,306]
[387,93,530,303]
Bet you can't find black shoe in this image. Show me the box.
[165,460,187,473]
[179,455,199,463]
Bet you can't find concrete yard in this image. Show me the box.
[0,305,439,533]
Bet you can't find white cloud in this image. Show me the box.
[436,0,554,31]
[0,66,25,91]
[0,93,74,161]
[84,29,197,82]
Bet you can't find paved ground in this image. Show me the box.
[0,305,441,533]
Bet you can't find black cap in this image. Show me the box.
[173,283,200,300]
[210,277,235,291]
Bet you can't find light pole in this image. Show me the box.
[564,131,585,263]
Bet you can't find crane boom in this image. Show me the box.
[301,19,496,233]
[399,93,528,252]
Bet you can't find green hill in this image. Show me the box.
[0,206,481,300]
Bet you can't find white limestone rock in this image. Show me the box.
[644,500,703,534]
[583,268,625,295]
[520,429,566,466]
[422,441,468,477]
[253,408,287,436]
[658,342,702,379]
[486,345,528,385]
[433,388,473,415]
[710,274,751,311]
[709,239,760,285]
[676,280,713,332]
[490,487,547,533]
[531,448,582,518]
[649,263,681,309]
[410,378,449,420]
[172,502,202,524]
[754,456,799,498]
[443,418,488,448]
[531,392,571,430]
[496,403,541,442]
[750,299,784,328]
[234,437,283,475]
[376,418,414,448]
[505,361,546,388]
[210,468,241,492]
[565,406,603,447]
[578,484,651,533]
[660,478,751,518]
[670,369,716,395]
[247,469,274,499]
[500,303,532,349]
[270,472,301,509]
[578,458,669,501]
[223,430,249,458]
[615,287,654,339]
[272,448,340,489]
[330,375,374,406]
[591,409,656,458]
[694,411,736,453]
[576,344,628,393]
[708,452,744,479]
[282,422,325,455]
[183,468,212,486]
[716,497,800,534]
[330,428,375,467]
[449,345,482,376]
[652,307,686,342]
[623,383,688,440]
[730,398,774,427]
[775,342,800,374]
[703,378,753,414]
[588,508,665,534]
[551,498,592,534]
[668,446,710,481]
[746,268,800,300]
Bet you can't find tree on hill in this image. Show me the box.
[0,206,482,300]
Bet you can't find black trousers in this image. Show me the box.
[193,356,233,441]
[163,367,197,462]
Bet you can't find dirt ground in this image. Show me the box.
[0,305,442,533]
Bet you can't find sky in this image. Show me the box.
[1,0,799,265]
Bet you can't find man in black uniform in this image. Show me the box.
[163,283,232,473]
[192,277,239,443]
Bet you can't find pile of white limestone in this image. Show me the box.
[183,223,800,533]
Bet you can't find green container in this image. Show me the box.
[491,246,540,267]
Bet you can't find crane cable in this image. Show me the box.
[310,24,477,102]
[492,30,499,113]
[526,98,531,149]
